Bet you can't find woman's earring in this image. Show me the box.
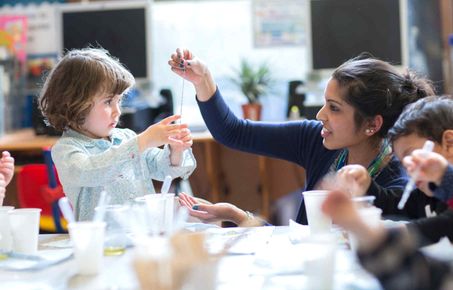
[366,129,374,135]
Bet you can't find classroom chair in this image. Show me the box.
[16,150,67,233]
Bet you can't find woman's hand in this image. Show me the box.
[336,165,371,196]
[168,48,217,101]
[178,193,247,225]
[168,48,206,85]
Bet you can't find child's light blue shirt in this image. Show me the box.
[51,128,196,221]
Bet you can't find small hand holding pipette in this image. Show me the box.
[398,140,435,209]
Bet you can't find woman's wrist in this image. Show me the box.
[230,207,248,225]
[195,70,217,102]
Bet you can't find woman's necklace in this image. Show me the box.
[334,139,391,178]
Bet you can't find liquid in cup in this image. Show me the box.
[303,190,332,235]
[69,221,106,275]
[95,205,129,256]
[9,208,41,254]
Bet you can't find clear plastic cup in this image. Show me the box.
[144,194,175,236]
[95,205,129,256]
[68,221,106,275]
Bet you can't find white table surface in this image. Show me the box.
[0,225,382,290]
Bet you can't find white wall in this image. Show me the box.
[0,0,312,127]
[152,0,310,124]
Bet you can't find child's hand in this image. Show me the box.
[322,190,387,250]
[169,128,193,153]
[0,174,5,206]
[403,150,448,192]
[0,151,14,186]
[322,190,360,231]
[138,115,188,152]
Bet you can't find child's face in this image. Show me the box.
[80,92,122,139]
[393,133,443,193]
[316,78,369,150]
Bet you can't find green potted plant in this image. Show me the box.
[231,59,272,120]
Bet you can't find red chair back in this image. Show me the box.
[16,164,66,232]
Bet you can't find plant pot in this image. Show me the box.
[241,103,262,121]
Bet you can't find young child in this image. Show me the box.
[332,96,453,245]
[39,48,196,221]
[321,96,453,289]
[392,96,453,205]
[322,190,453,290]
[0,151,15,205]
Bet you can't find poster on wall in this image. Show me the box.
[0,15,27,62]
[0,3,59,87]
[253,0,307,47]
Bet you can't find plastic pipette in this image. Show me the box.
[397,140,435,210]
[58,197,75,224]
[161,175,172,195]
[93,191,111,222]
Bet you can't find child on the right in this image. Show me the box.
[322,96,453,290]
[333,96,453,245]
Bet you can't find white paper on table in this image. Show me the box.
[0,249,73,271]
[288,219,310,243]
[204,226,275,255]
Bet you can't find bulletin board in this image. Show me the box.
[252,0,307,47]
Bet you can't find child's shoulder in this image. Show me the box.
[111,127,137,139]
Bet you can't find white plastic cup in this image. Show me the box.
[68,221,106,275]
[9,208,41,254]
[302,190,332,235]
[0,206,14,252]
[349,206,382,252]
[144,194,175,236]
[304,234,336,290]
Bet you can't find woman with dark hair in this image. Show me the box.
[169,49,434,225]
